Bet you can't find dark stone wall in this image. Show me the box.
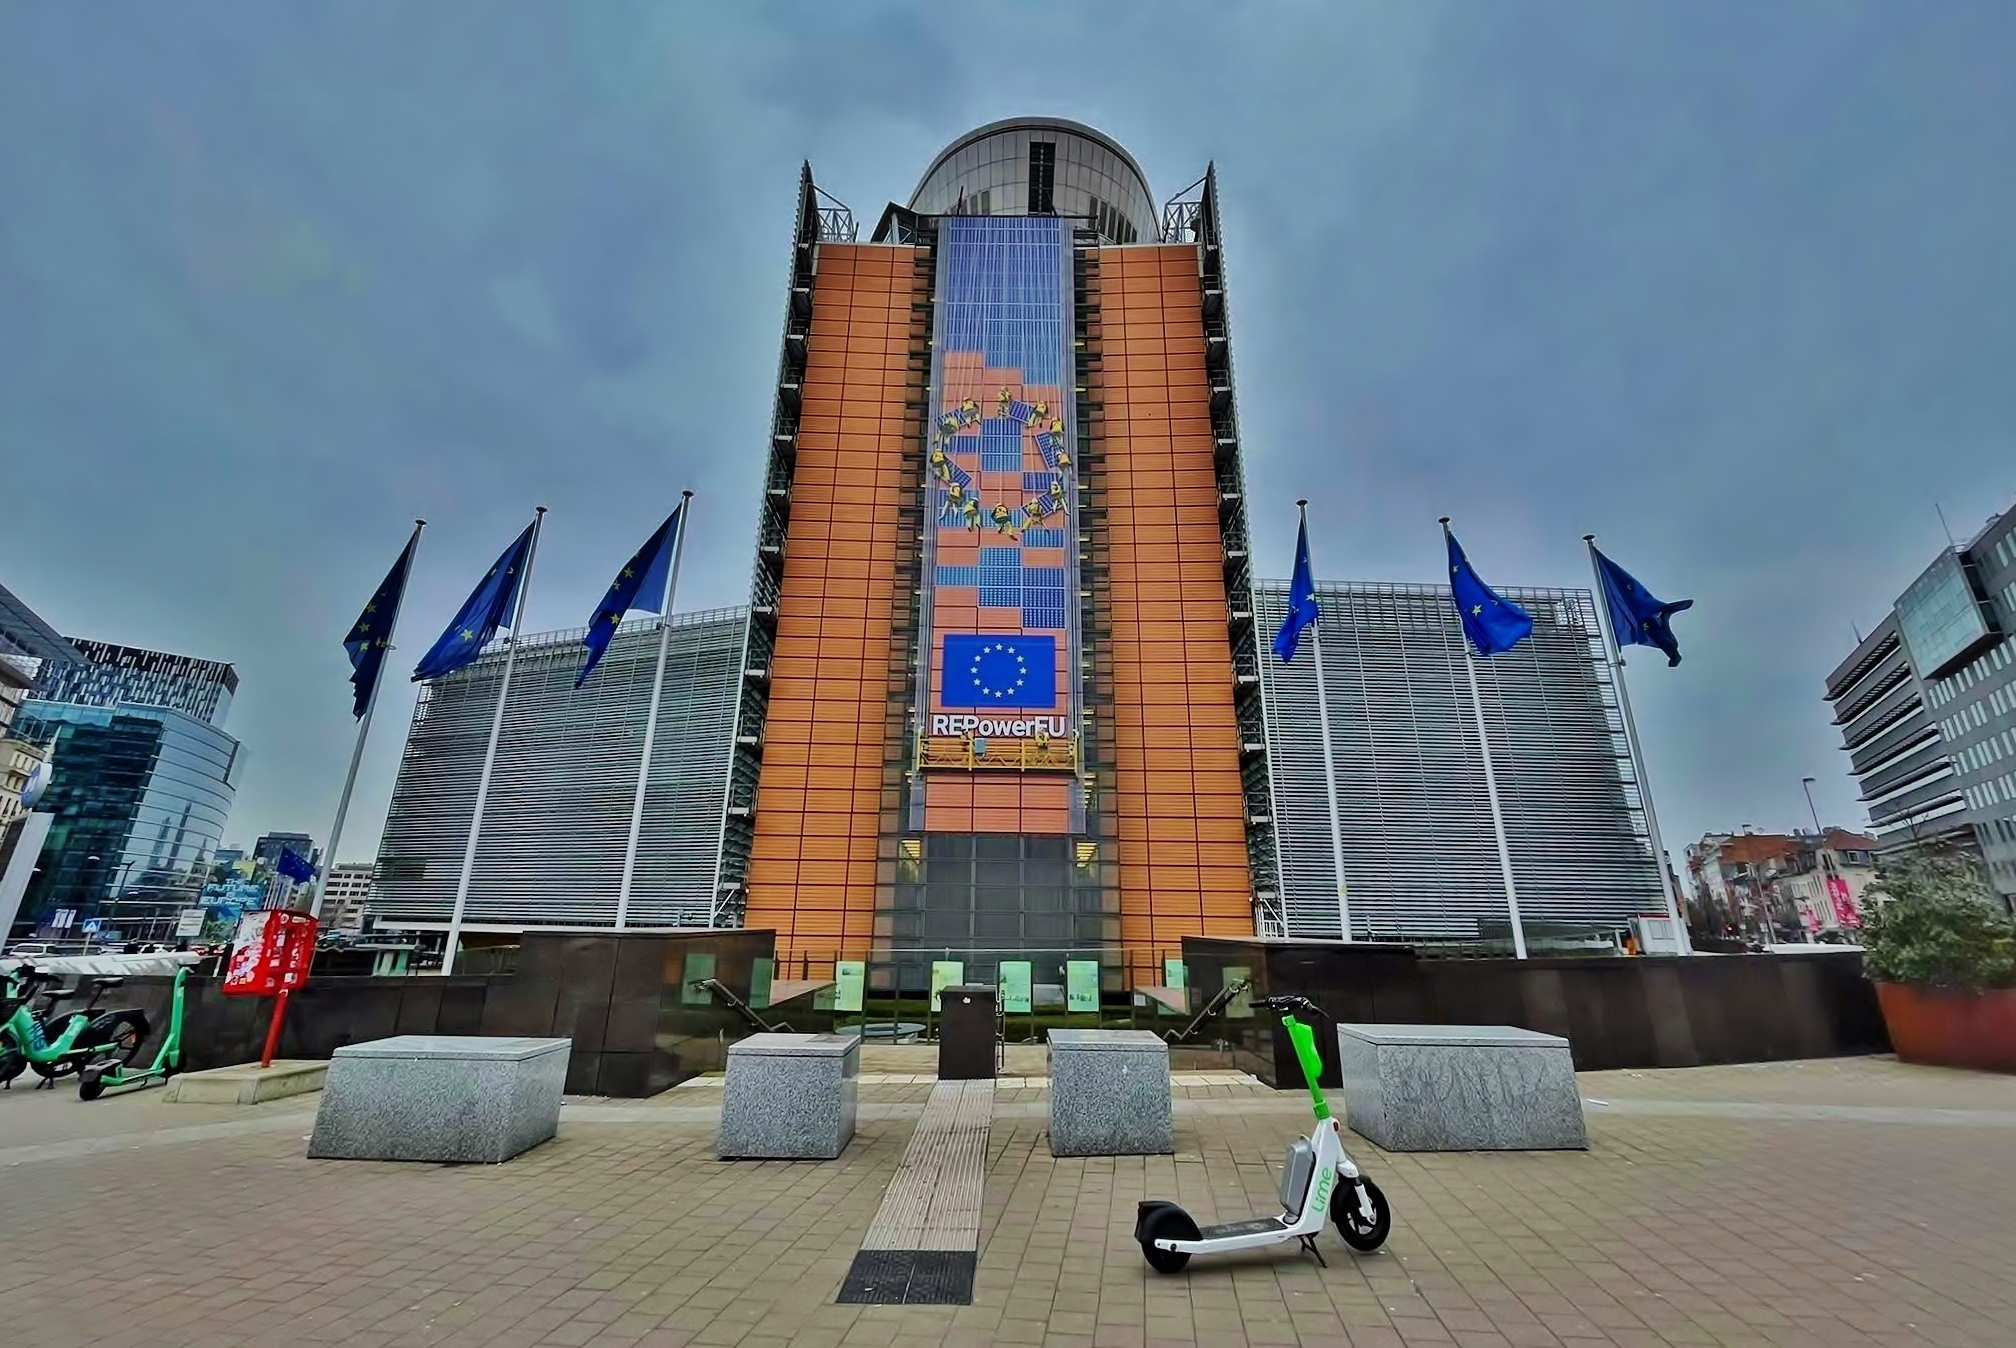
[92,928,776,1097]
[1181,936,1889,1086]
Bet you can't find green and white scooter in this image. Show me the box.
[1135,995,1391,1273]
[78,965,189,1100]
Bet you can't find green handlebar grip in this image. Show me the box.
[1283,1015,1331,1120]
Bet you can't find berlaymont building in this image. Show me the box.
[371,118,1665,987]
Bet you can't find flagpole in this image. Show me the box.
[616,492,694,930]
[309,520,425,921]
[1442,518,1527,960]
[442,507,546,975]
[1297,500,1352,942]
[1584,534,1692,956]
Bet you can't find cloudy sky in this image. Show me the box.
[3,2,2013,864]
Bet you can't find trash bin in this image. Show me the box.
[938,984,997,1081]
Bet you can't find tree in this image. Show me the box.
[1860,850,2016,992]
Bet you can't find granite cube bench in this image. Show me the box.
[718,1032,860,1160]
[1336,1023,1586,1151]
[307,1035,569,1163]
[1047,1029,1173,1157]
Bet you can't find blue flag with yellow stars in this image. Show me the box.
[345,530,418,718]
[412,523,536,682]
[277,847,318,885]
[1445,528,1534,657]
[577,504,684,688]
[1592,546,1692,667]
[1272,513,1321,663]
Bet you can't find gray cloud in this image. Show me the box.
[2,1,2011,862]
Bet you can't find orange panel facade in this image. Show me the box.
[1096,246,1255,948]
[743,244,922,963]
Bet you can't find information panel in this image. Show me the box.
[999,960,1033,1014]
[930,960,966,1012]
[833,960,865,1014]
[1066,959,1100,1013]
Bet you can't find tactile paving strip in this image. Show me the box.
[838,1079,992,1304]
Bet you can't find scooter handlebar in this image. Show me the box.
[1253,994,1324,1019]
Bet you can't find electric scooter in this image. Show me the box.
[79,965,188,1099]
[1135,994,1391,1273]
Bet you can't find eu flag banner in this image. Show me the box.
[1593,546,1692,667]
[941,634,1058,709]
[412,522,536,682]
[578,504,684,688]
[1445,528,1534,657]
[344,530,419,719]
[277,847,318,885]
[1272,513,1320,664]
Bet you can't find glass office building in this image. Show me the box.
[1,622,243,943]
[1828,497,2016,908]
[726,118,1271,990]
[4,701,240,941]
[35,638,237,725]
[371,609,746,929]
[1254,581,1664,947]
[379,119,1695,974]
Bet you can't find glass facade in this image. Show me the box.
[912,215,1086,834]
[373,608,745,928]
[1254,581,1663,946]
[739,128,1263,978]
[1920,508,2016,904]
[1830,501,2016,909]
[0,580,84,665]
[5,701,240,941]
[1895,549,1999,680]
[908,117,1158,246]
[34,638,238,726]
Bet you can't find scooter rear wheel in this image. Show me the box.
[1332,1177,1391,1252]
[1139,1207,1200,1275]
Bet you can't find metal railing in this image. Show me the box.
[916,733,1080,773]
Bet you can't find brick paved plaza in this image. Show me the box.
[2,1055,2013,1347]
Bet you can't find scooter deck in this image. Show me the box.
[1194,1217,1290,1240]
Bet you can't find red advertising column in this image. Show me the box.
[222,910,318,1067]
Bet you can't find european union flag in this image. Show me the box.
[942,634,1057,709]
[578,504,684,688]
[1593,546,1692,667]
[277,847,317,885]
[412,522,536,682]
[344,528,419,719]
[1445,528,1534,657]
[1272,513,1320,663]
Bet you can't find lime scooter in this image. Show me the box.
[79,965,188,1099]
[1135,995,1392,1273]
[0,965,150,1088]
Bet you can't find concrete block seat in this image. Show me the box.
[307,1035,569,1163]
[1047,1029,1172,1157]
[1336,1023,1586,1151]
[718,1032,860,1160]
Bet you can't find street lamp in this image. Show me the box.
[1801,776,1824,837]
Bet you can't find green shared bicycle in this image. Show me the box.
[0,964,152,1089]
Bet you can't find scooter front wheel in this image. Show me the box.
[1139,1206,1200,1275]
[1332,1177,1391,1252]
